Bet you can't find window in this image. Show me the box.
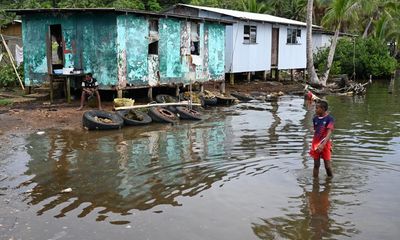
[287,28,301,44]
[148,19,159,55]
[244,25,257,44]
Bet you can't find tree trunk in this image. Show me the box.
[306,0,319,85]
[320,23,341,86]
[362,17,373,38]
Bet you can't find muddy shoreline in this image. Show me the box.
[0,81,304,138]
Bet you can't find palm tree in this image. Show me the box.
[319,0,360,86]
[240,0,270,13]
[306,0,319,85]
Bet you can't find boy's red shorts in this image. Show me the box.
[309,140,332,160]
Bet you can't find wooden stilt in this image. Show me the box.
[263,70,268,81]
[49,75,54,103]
[220,81,226,94]
[175,85,180,97]
[117,89,123,98]
[291,69,294,81]
[66,76,71,103]
[275,69,280,81]
[230,73,235,85]
[247,72,251,82]
[147,87,153,101]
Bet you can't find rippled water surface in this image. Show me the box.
[1,80,400,239]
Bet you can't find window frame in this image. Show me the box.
[243,25,257,44]
[287,28,302,45]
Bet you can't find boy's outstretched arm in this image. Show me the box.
[317,128,333,152]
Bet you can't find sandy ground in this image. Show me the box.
[0,80,304,138]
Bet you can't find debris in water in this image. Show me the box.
[61,188,72,193]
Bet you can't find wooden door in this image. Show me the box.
[271,28,279,67]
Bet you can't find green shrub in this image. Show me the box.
[0,65,24,88]
[0,99,13,106]
[314,37,398,79]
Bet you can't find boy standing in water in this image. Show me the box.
[309,100,334,177]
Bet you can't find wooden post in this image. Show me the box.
[1,34,24,90]
[66,76,71,103]
[229,73,235,85]
[200,83,204,93]
[175,85,180,97]
[291,69,294,81]
[147,87,153,101]
[49,75,54,103]
[117,89,123,98]
[275,69,280,81]
[220,81,226,94]
[247,72,251,82]
[263,70,268,81]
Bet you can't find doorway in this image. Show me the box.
[48,24,64,72]
[271,28,279,67]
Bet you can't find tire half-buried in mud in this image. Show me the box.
[116,109,152,126]
[148,107,177,123]
[155,94,178,103]
[83,110,124,130]
[201,96,217,106]
[175,106,202,120]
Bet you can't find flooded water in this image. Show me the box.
[1,80,400,239]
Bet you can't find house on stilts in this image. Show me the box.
[9,8,232,100]
[165,4,325,83]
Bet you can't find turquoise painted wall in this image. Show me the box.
[207,23,225,79]
[76,14,117,86]
[117,15,148,86]
[22,13,117,87]
[21,12,226,89]
[159,18,182,83]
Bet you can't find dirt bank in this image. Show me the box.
[0,80,304,138]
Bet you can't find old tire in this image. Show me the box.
[230,92,254,102]
[148,107,177,123]
[116,109,152,126]
[83,110,123,130]
[155,94,178,103]
[201,96,217,106]
[176,106,202,120]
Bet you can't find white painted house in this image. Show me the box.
[165,4,321,79]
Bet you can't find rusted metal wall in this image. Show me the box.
[159,18,182,83]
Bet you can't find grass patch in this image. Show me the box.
[0,98,13,106]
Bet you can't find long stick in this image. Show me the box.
[1,34,24,90]
[114,101,201,110]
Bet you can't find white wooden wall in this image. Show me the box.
[313,33,332,53]
[226,22,272,73]
[277,27,307,70]
[198,9,308,73]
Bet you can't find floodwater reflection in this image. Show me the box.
[1,80,400,239]
[21,123,231,219]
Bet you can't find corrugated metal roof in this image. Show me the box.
[178,4,312,27]
[6,8,234,24]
